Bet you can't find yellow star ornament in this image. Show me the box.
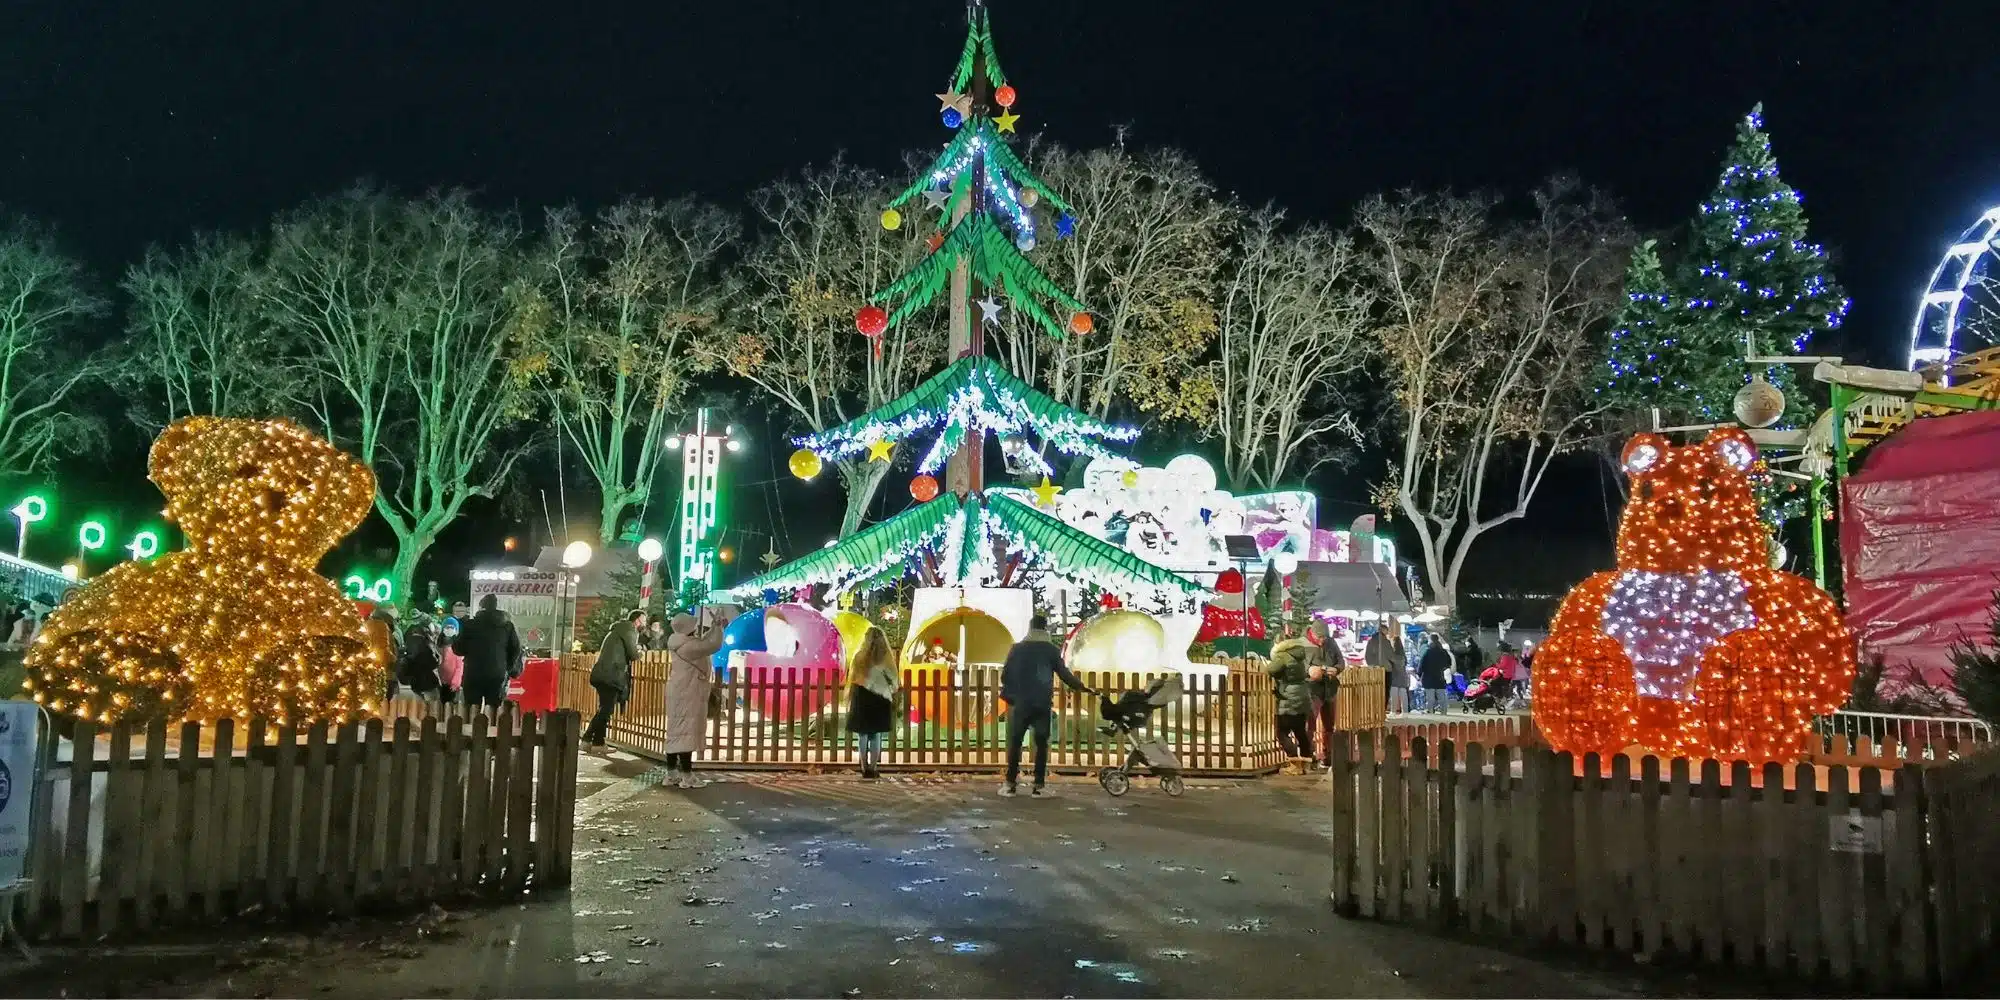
[994,111,1021,134]
[1031,476,1062,508]
[867,439,895,463]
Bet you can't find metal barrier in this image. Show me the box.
[1817,709,1993,753]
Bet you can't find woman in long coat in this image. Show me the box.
[663,613,723,788]
[844,626,899,779]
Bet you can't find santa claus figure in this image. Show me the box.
[1196,568,1267,655]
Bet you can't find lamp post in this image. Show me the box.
[558,541,593,653]
[637,537,664,606]
[11,496,47,559]
[665,408,744,597]
[77,520,106,574]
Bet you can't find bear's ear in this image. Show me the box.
[1703,427,1758,474]
[147,416,219,491]
[1620,433,1669,477]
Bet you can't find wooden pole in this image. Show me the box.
[945,0,989,498]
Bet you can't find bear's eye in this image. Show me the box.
[235,463,262,479]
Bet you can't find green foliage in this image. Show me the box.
[1950,590,2000,730]
[578,558,645,653]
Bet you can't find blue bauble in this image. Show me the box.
[941,107,964,129]
[712,607,768,681]
[1055,213,1078,238]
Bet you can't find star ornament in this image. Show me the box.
[924,188,952,212]
[994,111,1021,134]
[935,91,971,116]
[867,439,895,463]
[977,296,1003,325]
[760,547,782,570]
[1032,476,1062,508]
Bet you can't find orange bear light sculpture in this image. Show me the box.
[24,417,389,726]
[1533,428,1852,764]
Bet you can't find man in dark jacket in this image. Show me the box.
[999,614,1090,797]
[458,594,524,710]
[587,610,647,747]
[1419,631,1455,714]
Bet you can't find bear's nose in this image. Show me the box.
[263,489,288,513]
[1659,497,1684,520]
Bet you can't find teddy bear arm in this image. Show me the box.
[1534,572,1640,757]
[1743,574,1855,717]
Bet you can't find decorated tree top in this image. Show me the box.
[793,355,1137,477]
[1603,105,1851,432]
[1683,105,1850,357]
[855,3,1090,347]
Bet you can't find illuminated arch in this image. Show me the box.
[1911,205,2000,370]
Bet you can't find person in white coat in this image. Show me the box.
[662,613,723,787]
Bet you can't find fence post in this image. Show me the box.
[1436,739,1456,927]
[1329,731,1353,915]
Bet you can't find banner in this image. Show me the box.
[0,700,41,891]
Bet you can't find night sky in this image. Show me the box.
[8,1,1998,603]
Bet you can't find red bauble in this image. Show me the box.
[855,305,889,338]
[926,232,946,252]
[994,84,1018,108]
[909,474,940,502]
[1098,592,1122,610]
[1068,311,1094,336]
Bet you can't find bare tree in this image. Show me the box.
[531,198,741,544]
[0,217,109,476]
[1360,179,1631,610]
[697,160,944,535]
[261,187,536,597]
[1189,209,1371,490]
[121,234,278,427]
[992,140,1233,423]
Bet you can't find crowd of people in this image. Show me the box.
[567,601,1533,786]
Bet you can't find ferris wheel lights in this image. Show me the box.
[1912,347,1951,363]
[1926,290,1964,306]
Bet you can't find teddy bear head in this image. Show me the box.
[149,417,375,564]
[1614,427,1767,575]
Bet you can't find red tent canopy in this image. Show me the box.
[1841,409,2000,696]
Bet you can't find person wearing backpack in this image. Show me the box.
[396,616,443,702]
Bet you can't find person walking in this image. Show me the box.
[368,603,404,701]
[587,609,647,748]
[457,594,524,711]
[1419,631,1454,714]
[1267,626,1319,773]
[662,612,723,788]
[1369,621,1409,715]
[845,626,900,779]
[998,613,1090,797]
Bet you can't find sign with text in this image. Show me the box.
[0,701,42,890]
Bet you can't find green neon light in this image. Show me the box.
[12,496,47,524]
[78,521,106,550]
[127,532,160,564]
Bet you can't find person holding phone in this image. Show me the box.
[662,610,724,787]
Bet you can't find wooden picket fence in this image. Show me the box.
[560,653,1292,775]
[10,709,580,941]
[1325,731,2000,991]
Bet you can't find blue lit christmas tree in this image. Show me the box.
[1603,105,1850,428]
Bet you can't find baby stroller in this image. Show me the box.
[1460,664,1508,714]
[1095,674,1186,797]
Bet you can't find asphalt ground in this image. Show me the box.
[6,745,1677,998]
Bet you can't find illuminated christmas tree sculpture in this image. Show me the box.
[736,2,1205,609]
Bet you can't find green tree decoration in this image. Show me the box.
[861,5,1088,342]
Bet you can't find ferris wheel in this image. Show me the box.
[1910,205,2000,369]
